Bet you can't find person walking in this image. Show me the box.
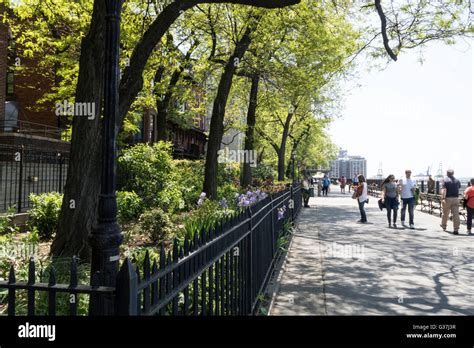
[322,175,330,197]
[464,178,474,235]
[399,169,417,229]
[301,176,311,208]
[381,174,399,228]
[355,174,368,223]
[339,176,347,194]
[427,175,435,194]
[440,169,461,234]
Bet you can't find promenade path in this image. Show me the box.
[270,185,474,315]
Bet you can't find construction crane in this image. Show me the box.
[376,162,383,179]
[436,163,443,179]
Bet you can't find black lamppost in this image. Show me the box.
[89,0,123,309]
[291,148,296,184]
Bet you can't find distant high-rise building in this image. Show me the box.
[330,149,367,179]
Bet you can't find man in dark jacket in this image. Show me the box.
[440,169,461,234]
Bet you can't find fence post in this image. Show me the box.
[17,146,24,213]
[436,181,440,195]
[247,207,253,314]
[115,259,138,316]
[58,152,63,193]
[290,185,294,221]
[421,180,425,193]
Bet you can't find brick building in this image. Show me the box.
[1,10,206,158]
[0,15,69,152]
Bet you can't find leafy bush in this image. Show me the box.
[217,162,240,187]
[117,191,144,224]
[127,246,161,268]
[253,164,276,184]
[174,160,205,210]
[0,207,18,235]
[118,142,184,212]
[138,208,174,243]
[217,183,240,210]
[28,192,63,240]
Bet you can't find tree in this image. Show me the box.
[50,0,300,259]
[255,0,358,181]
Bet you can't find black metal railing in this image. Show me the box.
[0,120,71,142]
[0,144,68,213]
[0,184,302,316]
[1,257,114,316]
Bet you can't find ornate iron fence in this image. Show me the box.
[0,184,302,316]
[0,144,68,213]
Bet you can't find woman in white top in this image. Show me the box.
[355,174,368,223]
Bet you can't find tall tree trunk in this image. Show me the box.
[155,108,168,142]
[53,0,297,258]
[286,142,295,179]
[241,74,259,188]
[51,0,106,260]
[277,110,293,181]
[155,42,197,141]
[203,23,257,198]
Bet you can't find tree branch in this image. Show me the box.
[374,0,398,61]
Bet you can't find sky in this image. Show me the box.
[328,40,473,179]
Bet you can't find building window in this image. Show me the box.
[6,71,14,95]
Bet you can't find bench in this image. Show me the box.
[419,193,442,216]
[419,194,468,222]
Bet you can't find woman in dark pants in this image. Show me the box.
[464,178,474,234]
[381,174,400,228]
[355,174,368,223]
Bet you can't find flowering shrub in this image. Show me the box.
[236,189,268,207]
[183,195,235,240]
[277,204,287,220]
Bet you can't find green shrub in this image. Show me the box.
[217,182,239,210]
[28,192,63,240]
[138,208,174,243]
[118,142,184,212]
[217,162,240,187]
[174,160,205,210]
[253,164,276,183]
[117,191,144,224]
[0,207,18,235]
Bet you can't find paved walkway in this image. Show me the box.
[270,185,474,315]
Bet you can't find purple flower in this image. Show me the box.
[199,192,207,199]
[197,198,204,206]
[277,208,285,220]
[219,198,228,209]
